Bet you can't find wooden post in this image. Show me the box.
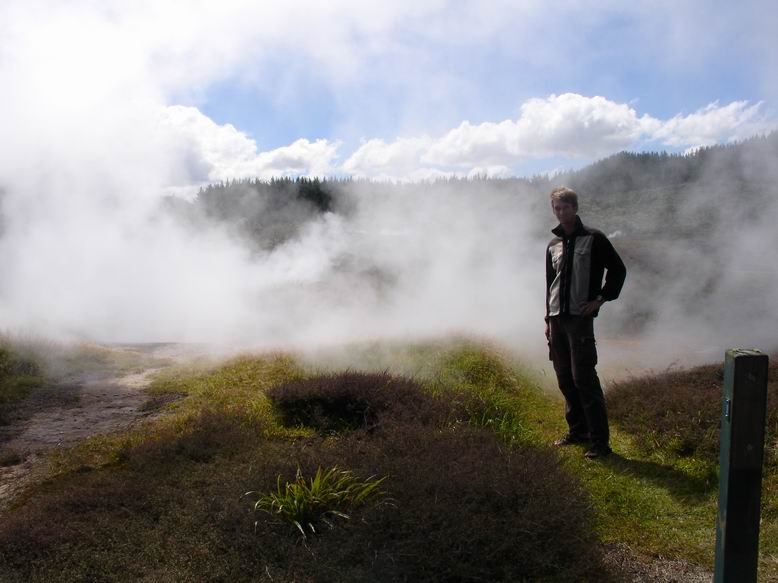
[714,349,769,583]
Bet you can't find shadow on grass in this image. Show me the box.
[599,452,716,503]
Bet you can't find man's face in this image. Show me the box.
[552,200,577,226]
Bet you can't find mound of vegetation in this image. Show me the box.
[0,357,605,583]
[266,371,454,432]
[608,361,778,466]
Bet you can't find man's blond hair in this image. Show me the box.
[549,186,578,209]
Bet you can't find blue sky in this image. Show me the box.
[197,2,769,153]
[2,0,777,185]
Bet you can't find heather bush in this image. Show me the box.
[0,345,40,378]
[608,361,778,466]
[318,425,603,582]
[266,371,454,433]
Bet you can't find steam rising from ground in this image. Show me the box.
[0,177,543,349]
[4,153,778,372]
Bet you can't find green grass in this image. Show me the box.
[42,353,307,478]
[148,352,304,414]
[0,341,44,425]
[44,342,167,378]
[2,337,776,581]
[432,342,777,578]
[425,342,720,565]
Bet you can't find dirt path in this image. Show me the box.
[0,343,209,510]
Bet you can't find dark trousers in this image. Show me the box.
[549,316,610,445]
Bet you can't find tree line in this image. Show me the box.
[168,131,778,249]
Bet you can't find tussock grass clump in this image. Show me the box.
[608,362,778,466]
[266,371,452,432]
[250,465,387,538]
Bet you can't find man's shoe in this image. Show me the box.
[553,433,590,447]
[584,444,613,459]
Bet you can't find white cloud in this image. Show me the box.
[467,166,512,179]
[0,0,455,99]
[2,2,773,186]
[341,136,432,178]
[255,139,340,178]
[649,101,773,147]
[426,94,649,166]
[159,105,339,184]
[134,92,773,188]
[342,94,776,179]
[515,94,650,157]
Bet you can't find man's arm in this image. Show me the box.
[599,235,626,301]
[580,234,626,316]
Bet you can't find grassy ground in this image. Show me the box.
[433,343,777,577]
[0,337,775,581]
[0,340,44,426]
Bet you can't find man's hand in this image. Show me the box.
[545,323,550,341]
[579,299,604,317]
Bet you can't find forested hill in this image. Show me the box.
[166,131,778,249]
[553,131,778,200]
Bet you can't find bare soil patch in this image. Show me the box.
[0,343,203,510]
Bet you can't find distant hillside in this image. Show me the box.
[169,131,778,247]
[558,132,778,199]
[557,131,778,237]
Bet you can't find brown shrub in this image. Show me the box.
[266,371,453,433]
[0,471,162,580]
[312,425,603,583]
[608,361,778,466]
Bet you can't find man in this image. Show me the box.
[545,186,626,459]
